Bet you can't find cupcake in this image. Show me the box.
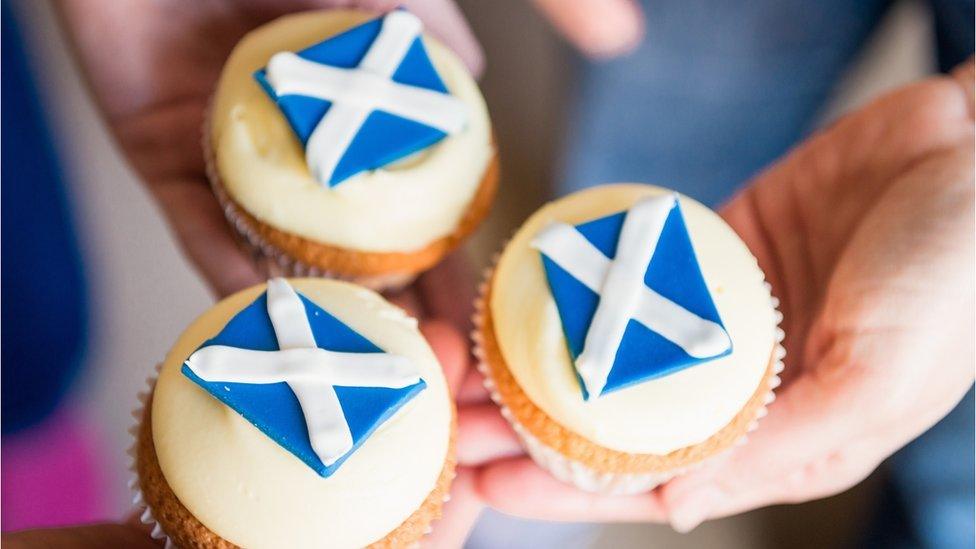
[132,278,455,547]
[207,10,498,289]
[474,184,784,494]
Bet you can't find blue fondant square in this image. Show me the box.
[539,200,731,399]
[181,291,425,477]
[253,12,452,186]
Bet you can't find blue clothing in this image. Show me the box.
[886,389,975,549]
[559,0,972,207]
[471,0,974,547]
[1,1,89,434]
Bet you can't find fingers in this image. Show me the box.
[476,457,666,522]
[423,467,484,548]
[421,320,470,396]
[950,57,974,120]
[416,250,478,333]
[658,372,874,532]
[456,369,490,404]
[530,0,644,58]
[150,179,262,298]
[457,403,522,465]
[403,0,485,76]
[388,288,425,319]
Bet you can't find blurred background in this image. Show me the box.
[1,0,972,547]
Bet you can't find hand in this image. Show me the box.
[387,252,486,547]
[0,316,479,548]
[458,60,976,530]
[56,0,483,298]
[527,0,644,58]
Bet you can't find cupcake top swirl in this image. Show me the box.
[490,184,777,455]
[211,10,492,252]
[256,10,469,187]
[151,279,452,547]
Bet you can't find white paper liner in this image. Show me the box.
[471,253,786,496]
[127,362,176,548]
[127,362,454,548]
[201,99,417,293]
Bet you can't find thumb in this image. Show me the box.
[950,57,974,120]
[404,0,486,76]
[530,0,644,58]
[658,370,877,533]
[422,467,484,548]
[420,320,471,396]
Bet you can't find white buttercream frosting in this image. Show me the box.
[211,10,493,252]
[152,279,451,548]
[491,184,775,455]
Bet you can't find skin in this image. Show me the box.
[2,319,477,549]
[458,60,976,533]
[11,0,970,545]
[52,0,633,299]
[54,0,486,299]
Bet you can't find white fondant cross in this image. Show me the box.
[185,278,420,466]
[532,194,731,398]
[265,10,468,186]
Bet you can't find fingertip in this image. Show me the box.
[664,485,720,533]
[456,403,521,465]
[950,57,975,120]
[420,320,470,394]
[533,0,645,59]
[424,466,485,548]
[473,456,533,507]
[402,0,486,77]
[476,457,666,522]
[457,369,491,404]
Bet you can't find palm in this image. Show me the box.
[687,67,976,518]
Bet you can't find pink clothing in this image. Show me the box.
[2,406,111,530]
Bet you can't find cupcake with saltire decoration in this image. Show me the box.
[132,278,455,547]
[207,9,497,289]
[474,183,784,494]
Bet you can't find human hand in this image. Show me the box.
[56,0,483,298]
[527,0,645,58]
[0,316,479,548]
[385,252,485,547]
[458,60,976,530]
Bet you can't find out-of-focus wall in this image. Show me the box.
[454,0,573,268]
[14,0,213,518]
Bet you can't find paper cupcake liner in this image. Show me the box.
[200,99,416,293]
[127,362,454,548]
[127,363,175,548]
[471,252,786,495]
[210,168,417,292]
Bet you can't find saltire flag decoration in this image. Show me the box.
[532,194,732,400]
[182,278,426,477]
[254,10,468,187]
